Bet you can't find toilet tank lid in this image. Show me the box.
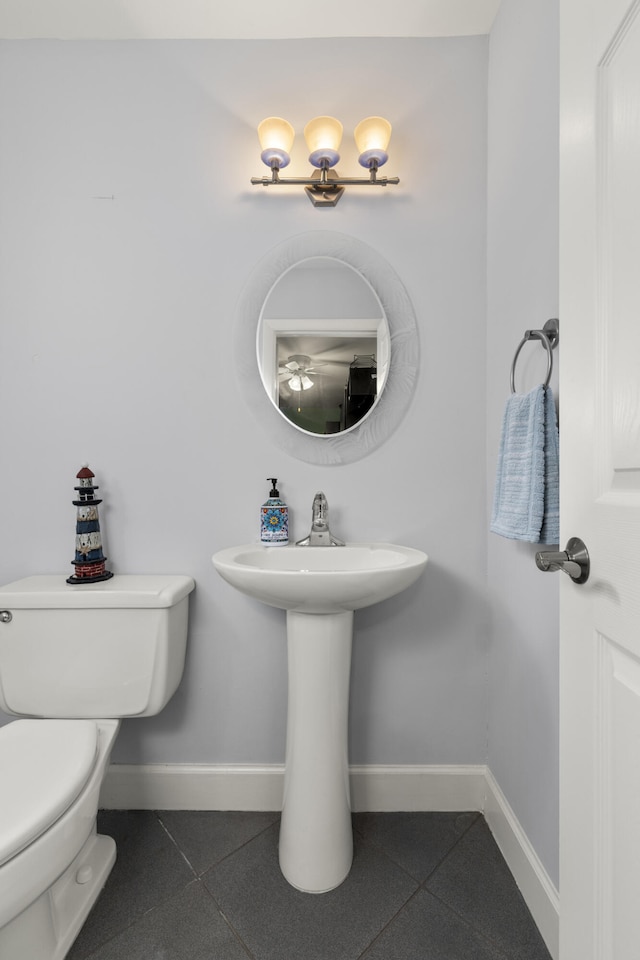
[0,575,195,609]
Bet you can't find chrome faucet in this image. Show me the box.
[296,491,345,546]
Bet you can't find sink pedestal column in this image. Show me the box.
[279,609,354,893]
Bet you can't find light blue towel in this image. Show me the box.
[490,384,559,544]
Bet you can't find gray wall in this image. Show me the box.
[0,22,560,886]
[0,37,489,769]
[486,0,560,888]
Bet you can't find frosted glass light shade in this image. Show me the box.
[354,116,392,168]
[304,116,343,168]
[289,374,314,392]
[258,117,295,169]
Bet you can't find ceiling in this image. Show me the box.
[0,0,502,40]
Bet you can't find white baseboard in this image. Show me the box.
[101,763,286,812]
[100,762,558,959]
[349,764,487,811]
[100,762,488,812]
[482,768,559,960]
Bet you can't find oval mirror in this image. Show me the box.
[234,231,418,466]
[257,258,390,436]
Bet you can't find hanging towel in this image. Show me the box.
[490,384,559,544]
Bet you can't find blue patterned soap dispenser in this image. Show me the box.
[260,478,289,547]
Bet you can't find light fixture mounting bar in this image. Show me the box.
[250,167,399,206]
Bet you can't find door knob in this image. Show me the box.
[535,537,590,584]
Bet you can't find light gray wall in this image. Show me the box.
[0,38,489,770]
[486,0,560,887]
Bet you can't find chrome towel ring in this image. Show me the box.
[510,318,559,394]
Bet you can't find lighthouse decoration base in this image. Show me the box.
[67,464,114,584]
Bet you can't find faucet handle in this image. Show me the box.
[312,491,328,523]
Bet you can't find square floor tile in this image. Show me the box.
[85,880,252,960]
[353,812,479,883]
[361,888,507,960]
[67,811,195,959]
[203,822,418,960]
[426,818,552,960]
[159,810,279,875]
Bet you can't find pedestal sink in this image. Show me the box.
[211,542,428,893]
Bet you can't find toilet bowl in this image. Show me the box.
[0,720,118,960]
[0,574,194,960]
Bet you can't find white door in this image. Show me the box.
[560,0,640,957]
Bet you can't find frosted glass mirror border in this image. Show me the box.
[234,231,419,466]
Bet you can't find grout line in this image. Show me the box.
[417,811,482,888]
[200,883,257,960]
[351,820,422,887]
[355,886,424,960]
[418,886,515,960]
[74,878,203,960]
[155,811,199,878]
[353,811,482,888]
[198,816,281,876]
[156,810,281,877]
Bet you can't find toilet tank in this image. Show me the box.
[0,575,195,719]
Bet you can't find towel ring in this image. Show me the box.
[510,318,559,394]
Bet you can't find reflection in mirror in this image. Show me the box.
[277,341,377,434]
[257,258,390,436]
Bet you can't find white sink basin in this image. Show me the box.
[212,542,428,614]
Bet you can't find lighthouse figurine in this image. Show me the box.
[67,464,114,584]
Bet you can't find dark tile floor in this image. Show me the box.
[67,810,552,960]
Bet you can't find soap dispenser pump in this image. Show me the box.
[260,478,289,547]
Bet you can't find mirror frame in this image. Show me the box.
[234,231,419,465]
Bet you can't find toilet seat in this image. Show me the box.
[0,719,98,867]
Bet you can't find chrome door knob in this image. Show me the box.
[535,537,590,584]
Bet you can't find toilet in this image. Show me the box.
[0,573,195,960]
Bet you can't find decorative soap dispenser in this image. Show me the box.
[260,478,289,547]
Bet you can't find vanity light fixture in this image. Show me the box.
[251,115,399,207]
